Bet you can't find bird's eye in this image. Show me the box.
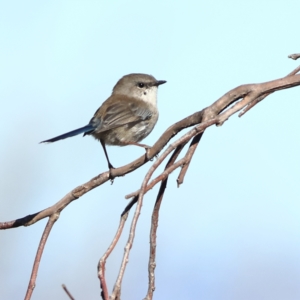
[138,82,145,88]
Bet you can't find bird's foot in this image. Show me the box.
[108,163,116,183]
[145,147,158,161]
[108,163,115,170]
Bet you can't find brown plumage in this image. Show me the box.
[41,73,166,169]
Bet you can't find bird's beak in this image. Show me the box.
[154,80,167,86]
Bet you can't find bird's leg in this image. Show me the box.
[124,141,151,149]
[100,139,115,170]
[123,142,156,161]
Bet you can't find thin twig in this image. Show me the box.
[288,53,300,60]
[111,118,218,299]
[62,284,75,300]
[144,144,186,300]
[125,156,187,200]
[122,157,186,215]
[97,212,129,300]
[287,65,300,76]
[177,132,204,187]
[24,213,60,300]
[239,64,300,117]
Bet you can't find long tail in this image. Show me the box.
[40,124,94,143]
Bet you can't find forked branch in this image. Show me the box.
[1,55,300,300]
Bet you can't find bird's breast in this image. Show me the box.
[93,111,158,146]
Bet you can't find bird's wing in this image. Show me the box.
[90,97,153,133]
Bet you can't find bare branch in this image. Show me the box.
[24,213,59,300]
[111,117,218,298]
[125,157,186,200]
[239,64,300,117]
[145,144,186,300]
[2,71,300,230]
[177,132,204,187]
[62,284,75,300]
[2,58,300,300]
[288,53,300,60]
[210,74,300,124]
[97,212,129,300]
[1,110,206,229]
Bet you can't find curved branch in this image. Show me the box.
[0,110,206,229]
[1,57,300,300]
[97,212,129,300]
[145,143,187,300]
[111,117,218,298]
[177,132,204,187]
[2,71,300,230]
[24,213,59,300]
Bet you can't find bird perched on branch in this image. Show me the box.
[41,73,167,169]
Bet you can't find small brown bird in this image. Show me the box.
[41,73,166,169]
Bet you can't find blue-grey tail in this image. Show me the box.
[40,124,94,143]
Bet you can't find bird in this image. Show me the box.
[40,73,167,169]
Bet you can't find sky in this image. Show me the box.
[1,1,300,299]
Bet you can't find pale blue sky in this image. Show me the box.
[1,1,300,299]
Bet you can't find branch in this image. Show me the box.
[24,213,59,300]
[2,71,300,230]
[1,55,300,300]
[117,61,300,299]
[97,212,129,300]
[111,117,218,298]
[0,110,205,229]
[288,53,300,60]
[177,132,204,187]
[145,143,186,300]
[239,64,300,117]
[62,284,75,300]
